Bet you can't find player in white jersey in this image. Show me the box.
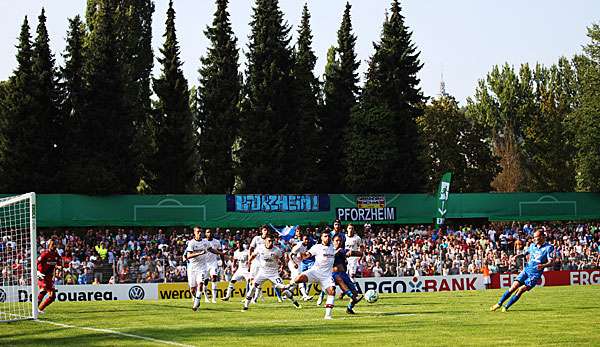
[222,240,252,301]
[344,224,363,281]
[183,227,209,311]
[248,226,269,302]
[287,242,301,279]
[289,235,313,301]
[249,226,268,278]
[283,232,337,319]
[242,234,299,311]
[203,228,226,303]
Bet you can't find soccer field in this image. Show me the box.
[2,286,599,346]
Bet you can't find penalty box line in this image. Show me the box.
[35,319,194,347]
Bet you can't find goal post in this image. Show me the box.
[0,192,38,322]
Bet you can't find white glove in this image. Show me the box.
[37,271,45,280]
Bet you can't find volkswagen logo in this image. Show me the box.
[409,277,423,292]
[0,289,6,303]
[128,286,145,300]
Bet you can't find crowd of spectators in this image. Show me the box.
[2,222,599,286]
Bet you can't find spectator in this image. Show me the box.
[29,222,598,284]
[373,261,384,277]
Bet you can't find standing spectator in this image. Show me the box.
[372,261,384,277]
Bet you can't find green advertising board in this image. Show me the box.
[4,192,600,227]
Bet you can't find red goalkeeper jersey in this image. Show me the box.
[37,250,61,277]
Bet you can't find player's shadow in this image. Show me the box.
[508,308,554,312]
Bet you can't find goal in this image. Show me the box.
[0,193,37,322]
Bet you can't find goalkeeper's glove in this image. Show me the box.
[37,271,45,280]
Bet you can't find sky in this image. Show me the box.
[0,0,598,105]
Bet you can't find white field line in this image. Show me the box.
[35,319,195,347]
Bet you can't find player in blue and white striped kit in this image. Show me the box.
[491,230,555,312]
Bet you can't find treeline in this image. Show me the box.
[0,0,598,194]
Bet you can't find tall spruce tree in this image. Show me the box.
[76,0,136,193]
[238,0,297,192]
[345,0,425,192]
[292,3,321,192]
[119,0,155,189]
[60,16,87,192]
[84,0,155,191]
[30,8,62,192]
[152,0,198,193]
[197,0,241,194]
[571,24,600,191]
[321,2,360,193]
[0,17,35,193]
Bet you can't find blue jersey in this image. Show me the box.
[333,248,348,269]
[525,242,554,275]
[300,240,316,269]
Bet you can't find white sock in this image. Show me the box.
[325,295,334,318]
[212,282,218,301]
[300,285,308,298]
[193,291,202,307]
[226,283,234,298]
[244,287,256,308]
[253,286,262,301]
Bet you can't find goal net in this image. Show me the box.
[0,193,37,322]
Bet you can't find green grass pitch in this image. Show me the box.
[2,286,599,346]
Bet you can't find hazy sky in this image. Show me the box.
[0,0,598,104]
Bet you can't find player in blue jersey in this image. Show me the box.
[331,219,346,246]
[491,230,555,312]
[332,235,364,314]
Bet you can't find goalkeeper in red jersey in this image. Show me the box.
[37,239,62,313]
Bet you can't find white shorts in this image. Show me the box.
[231,268,252,282]
[253,271,284,288]
[484,276,491,285]
[288,261,299,279]
[302,268,335,290]
[187,268,204,288]
[206,262,219,277]
[347,258,359,277]
[250,262,260,279]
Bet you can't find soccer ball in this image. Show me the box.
[365,289,378,303]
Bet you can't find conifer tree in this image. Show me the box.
[0,17,35,192]
[292,3,321,192]
[30,8,63,192]
[238,0,297,192]
[60,16,87,192]
[152,0,199,193]
[321,2,360,192]
[76,0,136,193]
[346,0,425,193]
[197,0,241,193]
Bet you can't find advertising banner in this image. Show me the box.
[157,281,313,300]
[490,270,600,289]
[354,274,485,293]
[336,207,397,221]
[0,283,158,303]
[3,272,596,305]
